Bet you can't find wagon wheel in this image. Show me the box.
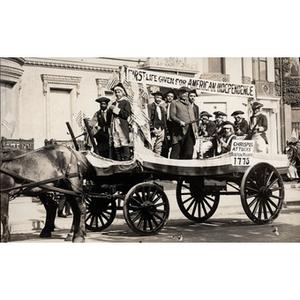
[176,177,220,222]
[123,182,170,236]
[84,195,116,231]
[241,162,284,224]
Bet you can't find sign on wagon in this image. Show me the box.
[230,140,255,166]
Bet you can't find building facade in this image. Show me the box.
[0,57,287,153]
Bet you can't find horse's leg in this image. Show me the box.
[39,193,58,238]
[1,193,11,243]
[67,194,86,243]
[63,195,76,241]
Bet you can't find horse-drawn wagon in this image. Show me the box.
[0,66,290,242]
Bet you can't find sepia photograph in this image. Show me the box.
[1,2,299,299]
[1,57,299,243]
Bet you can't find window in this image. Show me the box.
[208,58,225,74]
[252,57,267,81]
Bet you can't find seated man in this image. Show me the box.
[198,111,216,158]
[231,110,248,136]
[217,121,236,155]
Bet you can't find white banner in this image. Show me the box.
[126,67,255,98]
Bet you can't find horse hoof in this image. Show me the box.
[39,231,51,238]
[73,236,85,243]
[64,234,73,242]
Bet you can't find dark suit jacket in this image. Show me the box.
[249,113,268,143]
[147,102,167,131]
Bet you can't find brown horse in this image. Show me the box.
[0,145,94,242]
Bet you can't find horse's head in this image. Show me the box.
[285,140,300,165]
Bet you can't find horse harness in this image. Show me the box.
[0,145,83,198]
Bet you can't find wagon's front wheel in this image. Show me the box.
[123,182,170,235]
[241,162,285,224]
[176,178,220,222]
[85,195,116,231]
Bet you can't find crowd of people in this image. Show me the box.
[87,83,268,161]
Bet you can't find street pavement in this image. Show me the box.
[4,181,300,243]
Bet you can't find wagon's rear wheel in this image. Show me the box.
[176,177,220,222]
[84,195,116,231]
[241,162,284,224]
[123,182,170,236]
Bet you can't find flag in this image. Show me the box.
[2,112,16,136]
[74,110,87,131]
[105,71,119,90]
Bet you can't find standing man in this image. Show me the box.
[231,110,248,136]
[148,91,167,156]
[188,89,200,123]
[170,86,197,159]
[109,83,132,161]
[249,102,268,153]
[161,89,177,158]
[90,97,112,158]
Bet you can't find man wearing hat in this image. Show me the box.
[89,97,112,158]
[147,91,167,156]
[109,83,132,161]
[169,86,198,159]
[161,89,177,158]
[248,101,268,153]
[213,111,227,135]
[217,121,236,155]
[198,111,217,158]
[231,110,248,136]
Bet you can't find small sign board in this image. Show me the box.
[230,140,255,166]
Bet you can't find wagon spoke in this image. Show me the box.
[267,198,279,208]
[149,214,159,227]
[202,197,212,210]
[130,195,143,205]
[267,178,279,189]
[152,212,164,221]
[265,200,274,216]
[200,199,208,217]
[182,196,194,205]
[262,203,268,219]
[186,198,196,212]
[251,197,260,215]
[247,195,259,205]
[266,170,275,186]
[191,199,197,216]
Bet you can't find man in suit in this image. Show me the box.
[148,91,167,156]
[90,97,112,158]
[249,102,268,153]
[170,86,197,159]
[188,89,200,123]
[161,89,177,158]
[109,83,132,161]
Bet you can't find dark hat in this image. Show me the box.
[188,89,197,96]
[111,82,127,96]
[200,111,212,118]
[222,121,235,128]
[213,111,227,117]
[231,110,244,116]
[176,86,192,94]
[95,97,110,103]
[163,89,177,100]
[151,91,164,99]
[251,101,263,110]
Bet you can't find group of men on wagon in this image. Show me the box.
[87,82,268,161]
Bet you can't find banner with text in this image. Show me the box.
[126,67,255,98]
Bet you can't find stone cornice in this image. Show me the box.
[0,65,24,83]
[24,59,118,73]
